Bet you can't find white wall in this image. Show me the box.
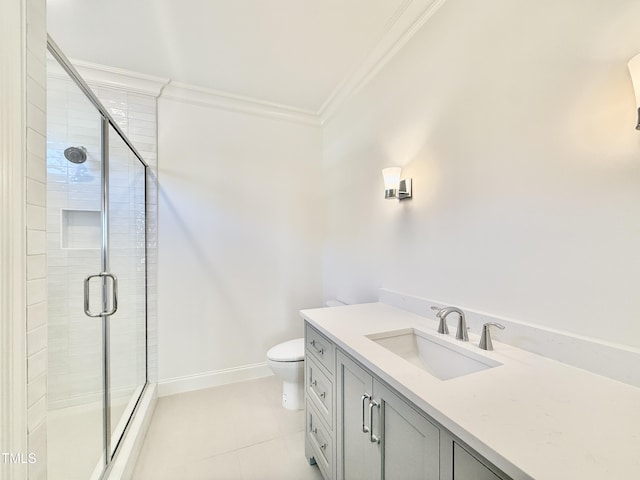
[323,0,640,349]
[158,95,324,385]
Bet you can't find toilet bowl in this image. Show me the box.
[267,300,346,410]
[266,338,305,410]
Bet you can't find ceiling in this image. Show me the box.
[47,0,411,112]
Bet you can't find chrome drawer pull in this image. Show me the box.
[369,399,381,444]
[361,394,370,433]
[310,379,326,399]
[320,443,327,450]
[310,339,324,356]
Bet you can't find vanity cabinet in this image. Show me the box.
[336,351,440,480]
[304,320,510,480]
[305,324,337,480]
[452,443,502,480]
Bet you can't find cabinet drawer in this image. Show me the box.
[306,324,335,374]
[306,355,334,427]
[307,400,333,479]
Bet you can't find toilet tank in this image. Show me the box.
[324,299,346,308]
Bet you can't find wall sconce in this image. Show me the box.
[628,53,640,130]
[382,167,412,200]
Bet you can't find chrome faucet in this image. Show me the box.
[479,322,505,350]
[430,306,469,341]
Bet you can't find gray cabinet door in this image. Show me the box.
[337,351,441,480]
[376,380,440,480]
[453,443,502,480]
[337,351,379,480]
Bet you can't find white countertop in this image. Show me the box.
[300,303,640,480]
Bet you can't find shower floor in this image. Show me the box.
[48,401,103,480]
[47,391,133,480]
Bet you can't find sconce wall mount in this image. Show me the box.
[382,167,412,201]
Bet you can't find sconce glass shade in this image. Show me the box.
[382,167,402,199]
[627,53,640,130]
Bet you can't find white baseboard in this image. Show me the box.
[158,362,273,397]
[379,288,640,388]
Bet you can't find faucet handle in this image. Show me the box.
[437,317,449,335]
[479,322,505,351]
[430,306,449,334]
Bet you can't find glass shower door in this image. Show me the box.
[46,53,106,480]
[47,38,149,479]
[106,124,148,456]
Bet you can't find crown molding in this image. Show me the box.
[318,0,448,125]
[65,59,170,97]
[158,0,448,128]
[45,0,447,127]
[47,56,320,126]
[160,81,321,127]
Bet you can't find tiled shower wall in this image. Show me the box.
[97,80,159,389]
[47,69,103,408]
[25,0,48,478]
[46,62,159,410]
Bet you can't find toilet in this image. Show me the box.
[267,300,345,410]
[266,338,305,410]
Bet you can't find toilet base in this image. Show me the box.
[282,380,304,410]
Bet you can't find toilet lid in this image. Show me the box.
[267,338,305,362]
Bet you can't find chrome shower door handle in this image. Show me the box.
[361,393,371,433]
[84,273,102,317]
[84,272,118,317]
[102,272,118,316]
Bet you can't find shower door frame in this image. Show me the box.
[47,35,149,477]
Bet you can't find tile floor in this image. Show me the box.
[132,376,324,480]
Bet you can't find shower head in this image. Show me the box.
[64,146,87,164]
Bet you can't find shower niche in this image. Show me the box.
[60,209,101,249]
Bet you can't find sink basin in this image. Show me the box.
[366,328,502,380]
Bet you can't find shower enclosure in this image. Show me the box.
[46,37,149,480]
